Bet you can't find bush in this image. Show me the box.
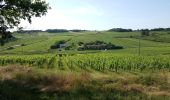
[6,47,14,50]
[78,42,84,46]
[141,29,150,36]
[50,40,66,49]
[21,44,26,46]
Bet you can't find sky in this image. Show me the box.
[20,0,170,30]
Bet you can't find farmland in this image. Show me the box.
[1,54,170,71]
[1,31,170,55]
[1,0,170,99]
[1,31,170,100]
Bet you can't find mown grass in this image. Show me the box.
[0,65,170,100]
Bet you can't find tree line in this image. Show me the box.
[16,29,89,33]
[108,28,170,32]
[14,28,170,34]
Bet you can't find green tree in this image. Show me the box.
[0,0,50,45]
[141,29,150,36]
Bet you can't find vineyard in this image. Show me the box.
[1,54,170,72]
[0,55,56,68]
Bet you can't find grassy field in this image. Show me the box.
[1,31,170,55]
[0,31,170,100]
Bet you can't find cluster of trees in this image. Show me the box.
[137,28,170,32]
[108,28,170,33]
[50,40,66,49]
[140,28,170,36]
[46,29,69,33]
[17,30,43,33]
[141,29,150,36]
[150,28,170,31]
[16,27,170,34]
[0,26,14,45]
[16,29,88,34]
[78,41,123,51]
[108,28,133,32]
[70,29,87,32]
[50,39,72,50]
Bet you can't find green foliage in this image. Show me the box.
[140,31,170,43]
[0,0,49,28]
[150,28,170,31]
[6,46,14,50]
[50,40,67,49]
[77,41,123,50]
[0,54,170,72]
[0,0,49,45]
[0,31,170,100]
[62,54,170,72]
[1,31,170,55]
[0,29,14,46]
[108,28,133,32]
[46,29,69,33]
[0,55,56,68]
[141,29,150,36]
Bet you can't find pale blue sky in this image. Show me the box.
[21,0,170,30]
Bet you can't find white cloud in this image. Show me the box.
[19,2,104,30]
[20,9,89,30]
[63,6,104,16]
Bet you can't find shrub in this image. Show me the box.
[21,44,26,46]
[6,47,14,50]
[141,29,150,36]
[50,40,66,49]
